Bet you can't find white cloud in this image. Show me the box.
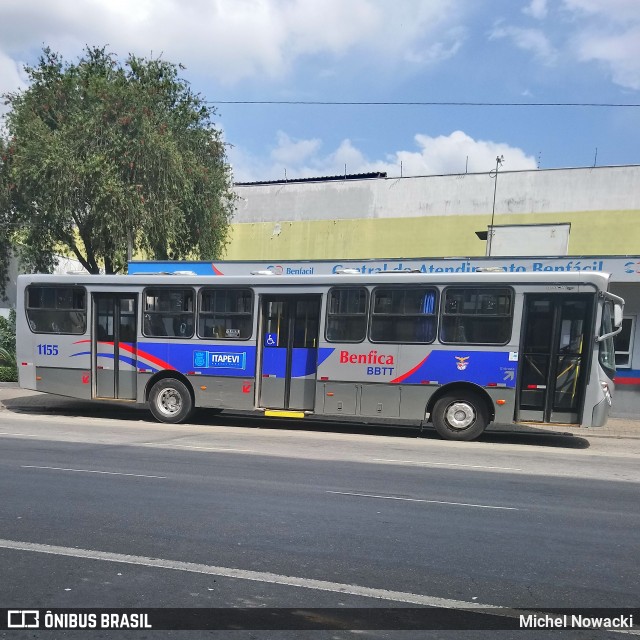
[285,0,379,57]
[0,0,467,89]
[0,50,25,95]
[523,0,548,19]
[563,0,640,22]
[573,26,640,90]
[229,130,537,182]
[386,131,537,176]
[374,2,468,67]
[270,131,322,166]
[403,27,465,66]
[489,0,640,90]
[0,49,27,118]
[562,0,640,90]
[490,24,557,64]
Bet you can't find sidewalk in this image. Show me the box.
[1,382,639,439]
[0,382,144,418]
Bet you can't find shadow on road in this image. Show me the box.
[2,394,591,450]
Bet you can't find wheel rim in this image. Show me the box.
[444,401,476,430]
[156,387,182,417]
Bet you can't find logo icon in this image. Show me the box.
[455,356,470,371]
[267,264,284,275]
[8,610,39,629]
[193,351,207,368]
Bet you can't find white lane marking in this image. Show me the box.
[0,539,637,634]
[372,458,522,471]
[0,537,499,610]
[141,443,256,453]
[327,490,519,511]
[20,465,166,479]
[0,432,40,437]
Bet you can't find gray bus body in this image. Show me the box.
[16,271,622,440]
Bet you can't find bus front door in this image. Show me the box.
[93,294,138,400]
[516,294,593,424]
[259,296,321,412]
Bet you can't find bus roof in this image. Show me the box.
[17,270,612,289]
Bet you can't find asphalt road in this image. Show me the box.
[0,404,639,639]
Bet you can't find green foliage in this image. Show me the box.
[1,46,235,279]
[0,138,14,298]
[0,367,17,383]
[0,309,17,381]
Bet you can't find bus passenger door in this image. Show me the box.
[93,294,138,400]
[516,294,592,424]
[259,296,321,411]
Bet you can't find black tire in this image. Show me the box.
[431,391,489,441]
[149,378,193,424]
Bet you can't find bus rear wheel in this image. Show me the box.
[431,392,488,441]
[149,378,193,424]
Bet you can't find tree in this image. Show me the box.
[0,138,14,298]
[1,46,235,279]
[0,309,17,382]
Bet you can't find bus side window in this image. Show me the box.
[144,313,167,337]
[198,288,253,340]
[173,316,193,337]
[326,287,368,343]
[143,288,195,339]
[440,288,513,344]
[369,287,437,343]
[26,285,86,335]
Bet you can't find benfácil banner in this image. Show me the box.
[129,257,640,282]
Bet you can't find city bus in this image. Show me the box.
[15,270,623,440]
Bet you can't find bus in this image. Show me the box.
[16,270,623,441]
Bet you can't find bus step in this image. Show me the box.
[264,410,306,419]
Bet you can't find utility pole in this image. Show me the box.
[488,155,504,256]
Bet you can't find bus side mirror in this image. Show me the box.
[614,303,623,328]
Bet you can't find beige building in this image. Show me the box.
[228,165,640,260]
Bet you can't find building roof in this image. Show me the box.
[235,171,387,186]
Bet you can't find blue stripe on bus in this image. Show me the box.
[262,348,324,379]
[317,348,335,367]
[291,348,317,378]
[137,342,257,377]
[614,369,640,385]
[393,350,517,387]
[262,347,287,378]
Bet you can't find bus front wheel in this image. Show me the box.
[149,378,193,424]
[431,392,488,441]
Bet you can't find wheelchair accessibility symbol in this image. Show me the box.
[265,333,277,347]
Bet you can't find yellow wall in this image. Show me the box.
[224,210,640,260]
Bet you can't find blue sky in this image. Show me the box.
[1,0,639,182]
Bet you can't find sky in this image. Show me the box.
[1,0,639,182]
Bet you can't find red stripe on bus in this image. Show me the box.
[390,354,430,384]
[76,339,174,371]
[119,343,176,371]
